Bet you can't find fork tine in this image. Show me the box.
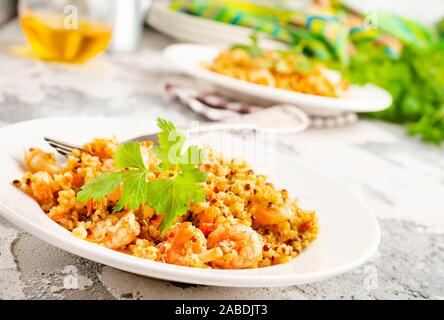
[44,137,82,151]
[52,146,72,157]
[44,133,159,158]
[44,137,82,157]
[48,144,74,157]
[47,141,75,153]
[127,133,159,144]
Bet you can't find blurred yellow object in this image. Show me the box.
[20,13,112,63]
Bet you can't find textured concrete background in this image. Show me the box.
[0,21,443,299]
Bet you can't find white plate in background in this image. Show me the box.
[0,117,380,287]
[163,44,392,116]
[147,0,287,50]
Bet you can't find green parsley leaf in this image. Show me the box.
[113,170,149,212]
[154,118,186,168]
[230,32,263,58]
[75,117,208,234]
[146,168,207,233]
[275,60,289,73]
[295,59,313,74]
[114,142,145,169]
[341,41,444,145]
[77,171,125,202]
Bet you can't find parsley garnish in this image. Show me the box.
[230,33,263,58]
[76,118,208,234]
[341,41,444,145]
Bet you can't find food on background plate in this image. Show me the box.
[173,0,444,144]
[203,38,349,98]
[13,118,318,269]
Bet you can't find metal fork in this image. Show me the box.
[44,133,159,157]
[43,122,263,157]
[44,106,310,157]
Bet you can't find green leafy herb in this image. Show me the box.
[274,59,289,73]
[76,118,208,234]
[76,171,128,203]
[145,167,207,232]
[230,32,263,57]
[114,142,145,169]
[339,41,444,145]
[294,59,314,74]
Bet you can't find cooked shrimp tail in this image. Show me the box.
[207,222,263,269]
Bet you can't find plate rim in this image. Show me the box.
[0,117,381,287]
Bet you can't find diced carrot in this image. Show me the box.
[72,174,82,187]
[87,199,93,214]
[51,213,63,222]
[300,221,312,232]
[199,223,215,236]
[151,215,163,227]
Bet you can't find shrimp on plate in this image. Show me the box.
[207,222,263,269]
[24,148,60,174]
[27,171,54,202]
[161,222,208,267]
[90,211,140,250]
[249,201,293,226]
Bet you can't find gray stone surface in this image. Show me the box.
[0,20,443,300]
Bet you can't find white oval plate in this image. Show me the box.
[0,117,380,287]
[163,44,392,116]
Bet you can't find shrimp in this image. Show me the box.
[248,69,276,87]
[90,212,140,249]
[191,204,220,235]
[82,137,118,159]
[228,48,251,65]
[101,158,115,172]
[162,222,207,267]
[25,148,60,174]
[249,201,293,226]
[29,171,54,202]
[207,222,263,269]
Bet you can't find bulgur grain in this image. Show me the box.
[15,139,318,269]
